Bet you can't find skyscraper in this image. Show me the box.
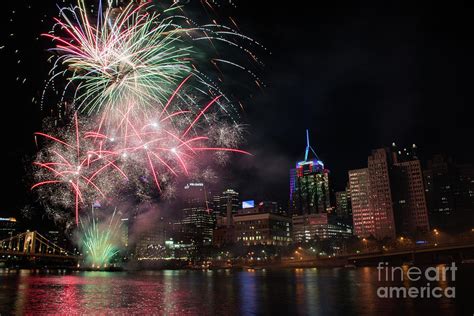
[385,144,429,235]
[213,189,240,223]
[289,130,353,243]
[0,217,18,240]
[391,147,430,234]
[335,189,352,222]
[290,130,330,215]
[368,148,396,239]
[179,182,214,246]
[348,168,373,237]
[119,217,130,250]
[424,155,474,232]
[350,145,430,239]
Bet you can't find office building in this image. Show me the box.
[292,213,353,243]
[368,148,396,239]
[0,217,18,240]
[179,182,214,246]
[216,208,292,246]
[290,130,330,215]
[234,212,292,246]
[424,155,474,232]
[212,189,240,225]
[350,144,430,239]
[335,189,352,223]
[349,168,373,238]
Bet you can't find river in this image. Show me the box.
[0,265,472,315]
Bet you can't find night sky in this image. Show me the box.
[1,0,472,217]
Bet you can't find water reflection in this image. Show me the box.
[238,271,258,315]
[0,266,469,315]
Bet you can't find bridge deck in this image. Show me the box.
[0,250,80,260]
[348,243,474,261]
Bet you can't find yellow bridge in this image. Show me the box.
[0,231,79,260]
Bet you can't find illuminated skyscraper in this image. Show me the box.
[0,217,18,240]
[368,148,396,239]
[213,189,240,221]
[119,218,130,249]
[290,130,330,215]
[335,189,352,221]
[348,168,373,237]
[350,145,430,239]
[179,183,214,246]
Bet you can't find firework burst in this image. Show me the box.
[33,0,261,227]
[33,90,250,225]
[32,113,128,225]
[44,0,264,125]
[79,207,121,268]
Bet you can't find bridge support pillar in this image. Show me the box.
[23,231,36,254]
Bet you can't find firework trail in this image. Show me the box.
[79,206,121,268]
[32,113,128,225]
[32,88,250,224]
[33,0,261,227]
[44,0,265,126]
[96,92,251,191]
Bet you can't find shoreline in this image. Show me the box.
[2,260,473,273]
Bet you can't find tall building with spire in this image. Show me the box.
[290,131,353,243]
[290,130,330,215]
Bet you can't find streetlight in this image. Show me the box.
[362,238,368,251]
[433,229,439,245]
[398,237,405,249]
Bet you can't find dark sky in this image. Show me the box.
[226,0,473,202]
[1,0,472,217]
